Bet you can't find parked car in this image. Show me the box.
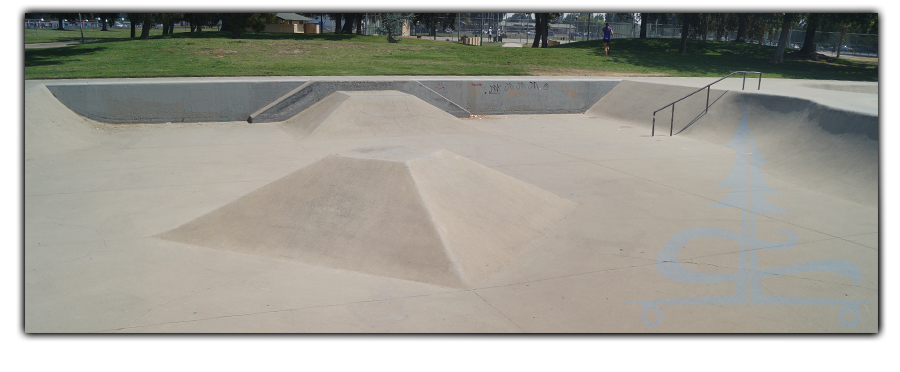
[840,45,854,52]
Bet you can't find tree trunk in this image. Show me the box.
[101,19,109,31]
[532,13,542,48]
[770,13,795,63]
[678,15,690,53]
[139,17,152,39]
[734,13,748,42]
[131,22,136,38]
[340,14,355,34]
[56,17,65,30]
[640,13,648,38]
[333,15,341,34]
[836,27,846,58]
[798,13,819,56]
[541,14,549,48]
[356,14,363,35]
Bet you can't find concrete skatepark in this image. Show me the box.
[24,75,878,333]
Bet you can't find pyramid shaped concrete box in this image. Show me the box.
[159,147,577,288]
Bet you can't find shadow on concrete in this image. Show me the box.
[674,90,729,135]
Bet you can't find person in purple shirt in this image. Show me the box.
[602,22,613,56]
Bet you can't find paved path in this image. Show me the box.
[25,40,89,49]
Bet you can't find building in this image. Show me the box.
[264,13,320,34]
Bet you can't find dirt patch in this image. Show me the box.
[528,68,668,77]
[196,48,239,58]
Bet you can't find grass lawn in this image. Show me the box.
[24,29,878,81]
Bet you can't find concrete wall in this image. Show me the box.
[46,79,620,124]
[46,81,303,124]
[420,79,619,115]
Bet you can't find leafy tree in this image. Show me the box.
[51,13,77,30]
[184,13,218,32]
[340,13,357,34]
[825,13,877,57]
[138,13,156,40]
[158,13,183,35]
[745,13,780,45]
[126,13,141,38]
[770,13,796,63]
[676,13,699,53]
[222,13,276,39]
[509,13,532,21]
[415,13,457,37]
[97,13,119,31]
[376,13,415,43]
[734,13,749,42]
[798,13,823,57]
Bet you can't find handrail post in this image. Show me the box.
[758,72,762,90]
[742,72,746,90]
[706,86,710,113]
[652,113,656,136]
[670,105,674,136]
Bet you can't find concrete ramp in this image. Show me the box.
[157,148,576,288]
[25,84,104,159]
[281,91,482,140]
[249,80,470,123]
[588,80,878,206]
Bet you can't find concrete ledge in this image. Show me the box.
[249,80,471,123]
[46,81,304,124]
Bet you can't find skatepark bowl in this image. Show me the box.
[24,76,878,333]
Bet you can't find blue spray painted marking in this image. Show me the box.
[627,104,868,328]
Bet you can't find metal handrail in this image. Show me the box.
[652,71,762,136]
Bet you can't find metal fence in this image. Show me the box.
[31,14,874,57]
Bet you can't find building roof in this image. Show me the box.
[276,13,317,22]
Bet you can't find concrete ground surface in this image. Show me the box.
[23,75,878,333]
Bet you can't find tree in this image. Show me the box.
[158,13,183,35]
[376,13,414,43]
[328,13,342,33]
[222,13,276,39]
[798,13,822,57]
[531,13,543,48]
[770,13,796,63]
[734,13,749,42]
[139,13,156,40]
[126,13,141,38]
[97,13,118,31]
[340,13,357,34]
[826,13,877,58]
[509,13,532,21]
[639,13,648,38]
[52,13,77,30]
[531,13,561,48]
[677,13,698,53]
[185,13,217,32]
[415,13,457,37]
